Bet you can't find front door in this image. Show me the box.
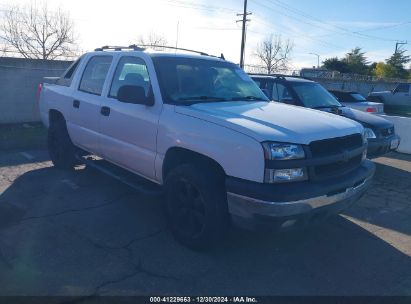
[98,55,162,182]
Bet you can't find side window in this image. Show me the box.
[79,56,113,95]
[109,56,150,99]
[57,57,82,87]
[272,82,291,102]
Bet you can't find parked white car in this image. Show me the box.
[39,46,375,249]
[329,90,384,114]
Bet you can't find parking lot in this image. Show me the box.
[0,148,411,296]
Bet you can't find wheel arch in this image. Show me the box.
[49,109,66,126]
[162,147,226,182]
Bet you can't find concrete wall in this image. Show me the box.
[380,115,411,154]
[0,57,72,124]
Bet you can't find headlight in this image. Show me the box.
[262,142,307,183]
[262,142,305,160]
[363,128,376,140]
[265,168,308,183]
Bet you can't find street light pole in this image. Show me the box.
[309,53,320,69]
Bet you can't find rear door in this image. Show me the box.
[98,54,162,182]
[68,55,113,154]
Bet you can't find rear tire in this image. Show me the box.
[164,163,229,250]
[48,118,77,170]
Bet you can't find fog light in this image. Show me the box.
[265,168,308,183]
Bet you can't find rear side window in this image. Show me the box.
[79,56,113,95]
[57,57,82,87]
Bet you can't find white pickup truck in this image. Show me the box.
[39,46,375,249]
[368,83,411,117]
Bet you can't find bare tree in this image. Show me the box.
[255,35,293,74]
[137,32,168,50]
[0,43,9,57]
[0,2,78,60]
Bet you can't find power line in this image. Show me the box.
[252,17,345,51]
[395,41,408,53]
[255,0,401,42]
[353,21,411,34]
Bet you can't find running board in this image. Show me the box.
[77,155,163,197]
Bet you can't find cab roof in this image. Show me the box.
[90,45,227,62]
[250,74,314,83]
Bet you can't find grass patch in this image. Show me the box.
[0,123,47,151]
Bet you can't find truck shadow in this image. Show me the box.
[0,150,50,168]
[343,160,411,237]
[0,163,410,295]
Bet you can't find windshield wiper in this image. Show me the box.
[231,96,266,101]
[177,96,228,105]
[312,105,342,109]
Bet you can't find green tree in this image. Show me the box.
[373,62,396,78]
[322,57,350,73]
[386,49,410,79]
[343,47,369,75]
[323,47,370,75]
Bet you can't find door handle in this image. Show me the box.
[73,100,80,109]
[100,106,111,117]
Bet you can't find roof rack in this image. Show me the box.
[249,73,288,79]
[94,44,225,60]
[94,45,145,52]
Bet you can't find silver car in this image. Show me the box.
[330,90,384,114]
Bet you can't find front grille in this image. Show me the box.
[380,127,394,138]
[309,134,363,180]
[314,155,362,178]
[309,134,363,158]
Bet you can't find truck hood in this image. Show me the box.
[175,101,363,144]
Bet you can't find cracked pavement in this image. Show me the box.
[0,149,411,296]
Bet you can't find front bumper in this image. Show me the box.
[367,135,400,158]
[226,160,375,230]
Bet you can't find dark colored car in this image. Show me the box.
[251,75,400,158]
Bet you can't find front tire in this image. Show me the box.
[48,119,77,170]
[164,163,229,250]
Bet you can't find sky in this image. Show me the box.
[1,0,411,70]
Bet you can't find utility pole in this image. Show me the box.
[175,21,180,49]
[395,41,407,53]
[237,0,251,69]
[309,53,320,69]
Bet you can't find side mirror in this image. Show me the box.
[117,85,154,106]
[261,89,270,99]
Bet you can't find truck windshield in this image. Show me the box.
[292,83,342,109]
[152,56,269,105]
